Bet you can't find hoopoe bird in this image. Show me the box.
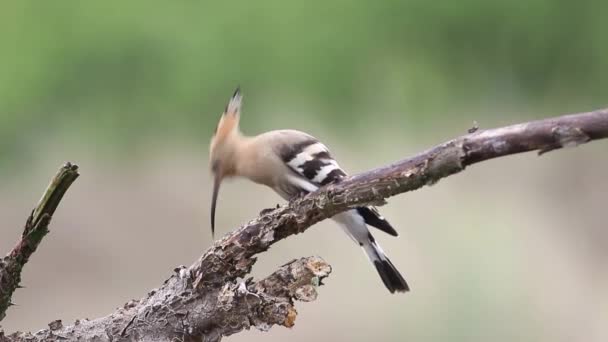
[209,88,409,293]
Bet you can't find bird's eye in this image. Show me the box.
[211,160,220,173]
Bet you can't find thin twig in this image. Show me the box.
[0,162,79,321]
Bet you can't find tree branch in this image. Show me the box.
[0,162,79,321]
[2,256,331,342]
[1,108,607,341]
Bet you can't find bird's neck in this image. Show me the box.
[230,131,270,182]
[226,130,254,175]
[230,130,253,153]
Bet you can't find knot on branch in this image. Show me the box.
[539,125,591,155]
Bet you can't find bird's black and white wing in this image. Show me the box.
[277,133,408,292]
[281,138,346,186]
[278,135,398,237]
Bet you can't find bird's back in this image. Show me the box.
[255,129,318,154]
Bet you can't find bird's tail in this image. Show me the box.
[362,240,410,293]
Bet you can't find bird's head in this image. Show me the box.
[209,87,242,236]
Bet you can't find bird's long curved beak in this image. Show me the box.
[210,173,222,237]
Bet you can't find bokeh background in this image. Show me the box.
[1,1,607,341]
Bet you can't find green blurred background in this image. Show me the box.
[0,1,607,341]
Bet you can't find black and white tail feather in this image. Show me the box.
[279,138,409,293]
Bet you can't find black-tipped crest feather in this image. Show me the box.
[225,86,242,115]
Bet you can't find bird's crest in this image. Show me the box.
[225,86,242,116]
[213,87,242,142]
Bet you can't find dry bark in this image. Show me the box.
[1,108,607,341]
